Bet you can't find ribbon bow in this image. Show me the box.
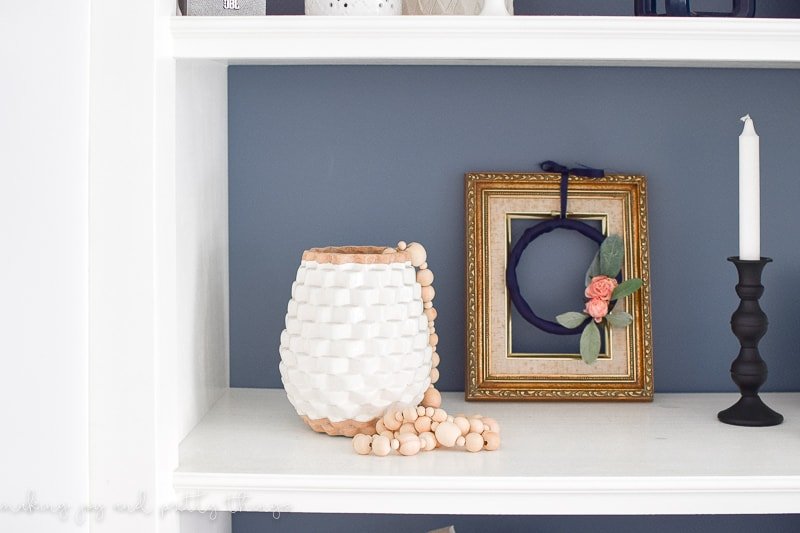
[540,160,604,219]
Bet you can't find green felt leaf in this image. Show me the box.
[585,251,601,287]
[580,321,601,365]
[611,278,644,301]
[556,312,588,329]
[605,310,634,328]
[599,235,624,278]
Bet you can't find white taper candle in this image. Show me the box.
[739,114,760,260]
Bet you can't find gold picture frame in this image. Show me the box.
[465,173,653,400]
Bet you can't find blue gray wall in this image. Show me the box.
[229,65,800,393]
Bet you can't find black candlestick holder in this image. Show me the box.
[718,257,783,427]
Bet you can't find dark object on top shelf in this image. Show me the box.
[178,0,267,15]
[634,0,755,17]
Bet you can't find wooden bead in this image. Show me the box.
[418,431,437,451]
[391,438,400,451]
[465,432,484,452]
[406,242,427,267]
[421,285,435,303]
[425,407,435,417]
[379,430,394,441]
[402,406,418,423]
[421,387,442,408]
[424,307,438,321]
[394,411,404,422]
[429,326,436,335]
[468,418,484,435]
[371,435,391,456]
[375,419,386,433]
[416,268,434,287]
[483,431,501,451]
[453,416,470,436]
[383,412,401,431]
[431,351,440,368]
[414,415,432,434]
[446,415,454,423]
[398,422,416,434]
[419,262,428,270]
[423,301,433,309]
[431,408,447,423]
[430,421,439,431]
[397,433,422,456]
[434,421,461,448]
[416,405,426,417]
[456,436,466,447]
[353,434,372,455]
[397,241,407,251]
[430,367,440,384]
[481,417,500,434]
[429,333,439,348]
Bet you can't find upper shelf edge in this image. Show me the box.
[169,16,800,67]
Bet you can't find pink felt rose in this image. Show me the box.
[585,298,609,323]
[585,275,618,301]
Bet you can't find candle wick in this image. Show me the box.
[741,114,751,123]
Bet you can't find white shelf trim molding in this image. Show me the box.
[174,389,800,515]
[170,16,800,67]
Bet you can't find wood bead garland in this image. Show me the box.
[465,432,484,452]
[371,435,392,456]
[421,285,435,304]
[353,433,373,455]
[434,421,461,447]
[483,431,501,451]
[424,307,437,322]
[397,433,422,456]
[405,242,427,268]
[397,240,441,408]
[416,268,434,287]
[351,403,501,456]
[414,416,432,433]
[453,416,470,436]
[424,391,439,411]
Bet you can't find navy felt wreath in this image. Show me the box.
[505,161,609,336]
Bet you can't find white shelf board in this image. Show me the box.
[174,388,800,515]
[169,16,800,67]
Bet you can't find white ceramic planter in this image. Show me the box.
[279,246,433,436]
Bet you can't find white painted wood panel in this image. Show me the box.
[174,389,800,515]
[175,59,230,443]
[0,2,90,531]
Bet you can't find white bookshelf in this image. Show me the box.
[86,6,800,531]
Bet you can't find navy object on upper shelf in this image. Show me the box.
[634,0,755,17]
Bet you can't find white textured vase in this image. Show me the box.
[279,246,432,436]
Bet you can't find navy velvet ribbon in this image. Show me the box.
[505,161,606,336]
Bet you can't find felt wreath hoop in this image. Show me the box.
[505,161,644,364]
[506,218,606,336]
